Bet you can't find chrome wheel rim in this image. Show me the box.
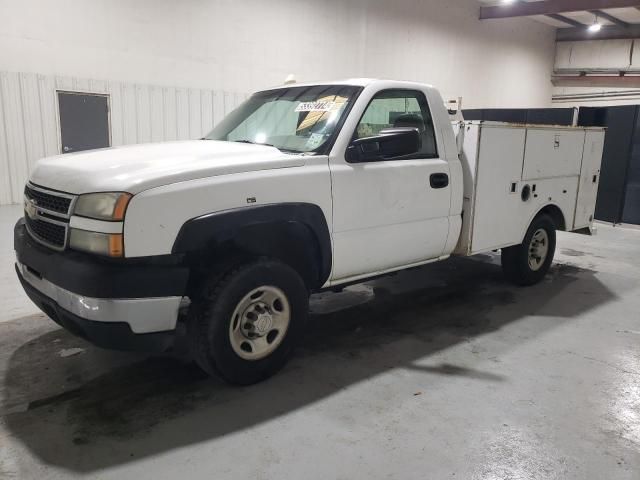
[229,286,290,361]
[528,228,549,272]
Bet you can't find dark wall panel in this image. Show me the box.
[462,108,526,123]
[462,108,574,126]
[623,185,640,224]
[526,108,575,126]
[579,106,637,224]
[461,109,483,121]
[485,109,528,124]
[622,114,640,224]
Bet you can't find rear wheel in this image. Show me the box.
[189,259,309,385]
[501,214,556,286]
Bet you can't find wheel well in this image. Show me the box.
[173,203,333,292]
[536,204,566,231]
[188,221,325,291]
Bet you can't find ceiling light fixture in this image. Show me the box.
[588,15,602,32]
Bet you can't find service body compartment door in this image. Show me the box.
[471,126,526,253]
[522,129,585,180]
[463,122,603,256]
[574,130,605,229]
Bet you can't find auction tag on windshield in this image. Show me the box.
[295,101,336,112]
[306,133,325,149]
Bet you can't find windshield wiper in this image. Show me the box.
[232,139,277,148]
[231,139,303,155]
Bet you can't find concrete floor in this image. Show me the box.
[1,203,639,479]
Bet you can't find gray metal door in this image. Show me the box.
[58,92,110,154]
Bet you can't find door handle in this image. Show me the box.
[430,173,449,189]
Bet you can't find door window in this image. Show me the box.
[354,89,437,159]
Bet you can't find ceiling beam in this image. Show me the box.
[480,0,640,20]
[546,13,585,27]
[557,23,640,40]
[589,9,630,26]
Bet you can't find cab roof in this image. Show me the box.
[260,78,435,91]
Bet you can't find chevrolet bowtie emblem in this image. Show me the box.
[25,198,38,220]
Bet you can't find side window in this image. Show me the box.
[354,89,437,158]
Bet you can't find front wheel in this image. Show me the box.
[189,259,309,385]
[501,214,556,286]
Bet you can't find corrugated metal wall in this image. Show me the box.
[0,71,248,205]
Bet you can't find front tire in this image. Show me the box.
[189,259,309,385]
[501,214,556,286]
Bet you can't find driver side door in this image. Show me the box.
[329,88,451,281]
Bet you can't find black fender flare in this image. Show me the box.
[172,203,332,287]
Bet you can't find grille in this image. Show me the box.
[23,183,75,250]
[25,215,67,249]
[24,184,72,215]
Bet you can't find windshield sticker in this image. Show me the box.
[306,133,325,149]
[295,101,336,112]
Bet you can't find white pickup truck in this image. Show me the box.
[14,79,604,384]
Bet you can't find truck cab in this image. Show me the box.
[14,79,603,384]
[325,80,462,282]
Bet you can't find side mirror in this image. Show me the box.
[346,127,421,163]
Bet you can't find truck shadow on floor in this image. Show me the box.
[1,255,617,472]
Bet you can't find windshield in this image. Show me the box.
[204,85,361,154]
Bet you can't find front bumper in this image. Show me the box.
[14,219,190,352]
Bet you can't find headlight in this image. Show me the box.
[74,192,132,221]
[69,229,124,257]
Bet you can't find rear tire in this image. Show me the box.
[188,259,309,385]
[501,214,556,286]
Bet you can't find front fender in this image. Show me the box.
[172,203,332,286]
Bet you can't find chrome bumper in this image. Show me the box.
[17,261,182,334]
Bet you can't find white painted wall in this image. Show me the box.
[0,0,554,107]
[0,0,556,205]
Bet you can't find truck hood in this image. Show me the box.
[29,140,306,195]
